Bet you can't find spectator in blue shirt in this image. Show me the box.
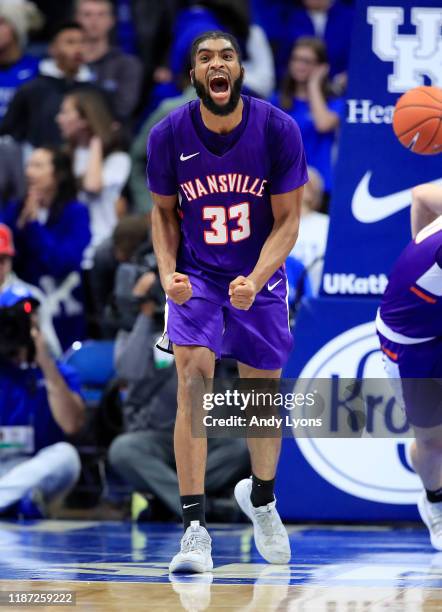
[0,147,91,350]
[271,0,354,87]
[0,222,63,356]
[148,0,275,115]
[0,0,42,119]
[286,255,312,312]
[0,286,84,518]
[170,1,274,99]
[271,37,344,200]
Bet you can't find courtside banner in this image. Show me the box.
[279,297,420,520]
[321,0,442,297]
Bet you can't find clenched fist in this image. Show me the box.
[165,272,192,305]
[229,276,257,310]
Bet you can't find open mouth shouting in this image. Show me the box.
[208,73,231,104]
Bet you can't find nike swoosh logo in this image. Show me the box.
[351,171,442,223]
[267,279,283,291]
[180,152,200,161]
[182,503,199,509]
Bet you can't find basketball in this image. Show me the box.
[393,86,442,155]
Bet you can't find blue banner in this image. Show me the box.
[322,0,442,297]
[279,297,420,521]
[276,1,442,519]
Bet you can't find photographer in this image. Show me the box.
[88,214,160,337]
[0,222,62,356]
[108,232,250,521]
[0,285,84,518]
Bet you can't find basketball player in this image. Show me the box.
[377,182,442,551]
[147,31,307,572]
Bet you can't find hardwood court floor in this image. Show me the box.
[0,520,441,610]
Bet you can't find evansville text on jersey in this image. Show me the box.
[180,174,268,202]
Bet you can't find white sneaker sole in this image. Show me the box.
[418,495,442,552]
[169,555,213,574]
[234,479,291,564]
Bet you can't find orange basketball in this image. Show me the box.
[392,86,442,155]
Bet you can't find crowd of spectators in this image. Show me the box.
[0,0,354,520]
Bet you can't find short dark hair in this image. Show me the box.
[190,31,242,68]
[50,21,83,43]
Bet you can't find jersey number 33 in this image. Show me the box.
[203,202,251,245]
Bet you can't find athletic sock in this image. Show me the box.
[426,487,442,503]
[251,474,275,507]
[181,494,206,530]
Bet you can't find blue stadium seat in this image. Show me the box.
[63,340,116,406]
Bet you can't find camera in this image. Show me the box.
[112,244,165,331]
[0,301,36,363]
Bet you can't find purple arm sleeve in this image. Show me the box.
[268,109,309,195]
[146,118,178,196]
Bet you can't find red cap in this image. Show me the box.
[0,224,15,256]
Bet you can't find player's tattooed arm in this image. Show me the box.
[151,192,192,305]
[411,183,442,238]
[248,186,302,291]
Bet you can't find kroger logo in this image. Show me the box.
[368,6,442,92]
[295,322,421,504]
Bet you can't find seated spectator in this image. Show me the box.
[56,89,130,269]
[0,21,96,148]
[89,214,151,336]
[75,0,143,121]
[108,271,250,521]
[150,0,274,114]
[0,147,91,350]
[275,0,354,89]
[0,0,43,119]
[129,75,197,214]
[0,285,84,519]
[289,166,329,294]
[271,37,344,199]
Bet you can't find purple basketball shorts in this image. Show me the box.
[159,271,293,370]
[378,332,442,428]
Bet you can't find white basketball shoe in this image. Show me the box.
[169,521,213,573]
[234,478,291,564]
[418,492,442,551]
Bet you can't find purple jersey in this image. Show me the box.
[146,96,308,285]
[380,217,442,339]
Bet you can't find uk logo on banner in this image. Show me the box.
[368,7,442,92]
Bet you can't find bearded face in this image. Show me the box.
[192,38,244,117]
